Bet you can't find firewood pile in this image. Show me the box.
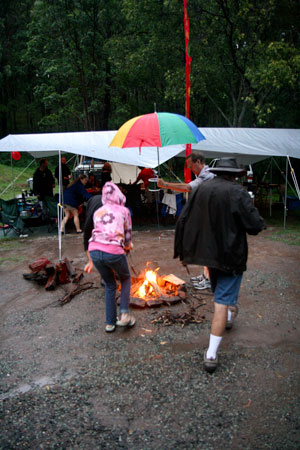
[23,257,84,291]
[128,273,187,308]
[150,293,207,327]
[151,305,206,328]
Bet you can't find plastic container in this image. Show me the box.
[148,178,160,192]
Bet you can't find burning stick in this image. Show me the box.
[148,280,162,296]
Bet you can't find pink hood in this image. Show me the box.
[102,182,126,206]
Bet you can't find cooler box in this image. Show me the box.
[287,195,300,211]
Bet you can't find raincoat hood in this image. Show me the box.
[102,182,126,206]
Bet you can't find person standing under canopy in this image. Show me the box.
[158,152,214,290]
[174,157,266,374]
[100,162,112,188]
[132,166,155,189]
[157,152,214,193]
[33,158,55,201]
[55,156,71,191]
[60,174,92,234]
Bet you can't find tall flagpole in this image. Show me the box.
[184,0,192,183]
[58,151,62,261]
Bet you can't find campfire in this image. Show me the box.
[126,265,187,308]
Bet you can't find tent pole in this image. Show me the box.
[10,154,15,199]
[58,151,62,261]
[269,158,273,217]
[283,157,288,229]
[155,146,161,239]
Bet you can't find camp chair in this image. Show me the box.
[43,196,59,232]
[0,198,27,237]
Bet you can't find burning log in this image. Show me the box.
[177,290,187,300]
[130,297,146,308]
[147,298,163,308]
[130,280,144,297]
[148,280,162,296]
[162,274,185,287]
[161,295,181,305]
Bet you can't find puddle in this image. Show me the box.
[0,373,74,401]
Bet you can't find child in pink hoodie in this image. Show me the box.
[85,182,135,332]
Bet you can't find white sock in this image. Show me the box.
[206,334,223,360]
[227,309,232,321]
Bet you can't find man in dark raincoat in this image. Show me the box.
[174,157,266,373]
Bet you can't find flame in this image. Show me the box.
[138,269,158,298]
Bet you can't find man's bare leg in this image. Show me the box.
[204,303,228,372]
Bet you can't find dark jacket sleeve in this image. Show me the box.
[77,182,92,201]
[83,195,102,251]
[47,168,55,185]
[238,189,266,235]
[32,169,40,195]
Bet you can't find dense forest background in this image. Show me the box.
[1,0,299,139]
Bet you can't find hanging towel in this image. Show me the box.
[161,193,177,215]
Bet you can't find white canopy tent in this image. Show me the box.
[0,128,299,166]
[0,127,299,258]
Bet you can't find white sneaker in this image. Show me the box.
[190,274,205,283]
[193,278,211,290]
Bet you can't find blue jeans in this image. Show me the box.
[90,251,131,325]
[209,268,243,306]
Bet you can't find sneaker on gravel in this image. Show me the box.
[190,274,205,283]
[226,305,239,330]
[203,351,218,373]
[193,278,211,290]
[116,313,136,327]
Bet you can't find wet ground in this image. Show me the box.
[0,226,300,448]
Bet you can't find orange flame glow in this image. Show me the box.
[138,270,158,298]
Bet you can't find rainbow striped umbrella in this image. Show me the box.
[109,112,205,166]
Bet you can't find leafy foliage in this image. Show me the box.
[0,0,299,136]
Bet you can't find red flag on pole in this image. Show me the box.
[184,0,192,182]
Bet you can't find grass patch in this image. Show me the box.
[266,229,300,246]
[0,161,58,200]
[262,210,300,246]
[0,255,26,265]
[0,238,28,251]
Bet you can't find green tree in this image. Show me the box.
[25,0,124,131]
[0,0,36,137]
[187,0,300,127]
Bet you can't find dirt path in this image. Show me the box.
[0,228,299,448]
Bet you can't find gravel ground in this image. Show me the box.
[0,228,300,449]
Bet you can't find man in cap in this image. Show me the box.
[157,152,214,193]
[174,157,266,373]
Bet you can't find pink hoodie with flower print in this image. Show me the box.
[88,182,132,255]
